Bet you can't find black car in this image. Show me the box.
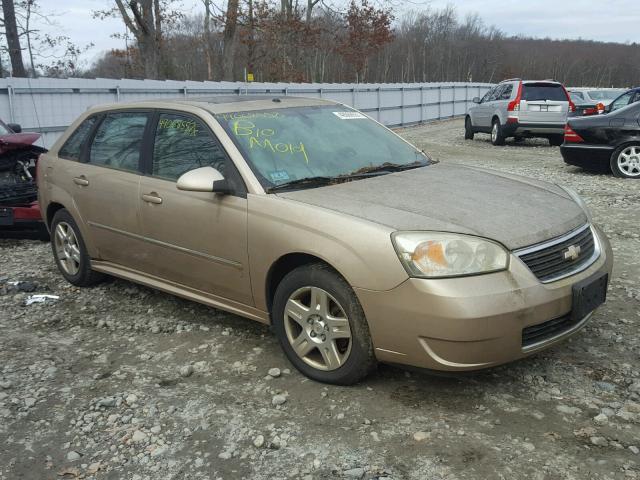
[561,101,640,178]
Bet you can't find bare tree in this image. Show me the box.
[221,0,239,80]
[1,0,26,76]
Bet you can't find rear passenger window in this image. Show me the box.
[59,117,97,160]
[499,85,513,100]
[89,112,148,172]
[152,113,228,181]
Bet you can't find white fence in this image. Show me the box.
[0,77,492,148]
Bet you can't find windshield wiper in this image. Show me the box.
[340,160,428,178]
[266,176,335,193]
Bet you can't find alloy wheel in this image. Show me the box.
[283,286,353,371]
[617,146,640,177]
[53,221,81,276]
[491,123,498,143]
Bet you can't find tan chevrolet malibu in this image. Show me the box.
[37,96,613,385]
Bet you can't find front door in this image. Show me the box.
[137,111,253,306]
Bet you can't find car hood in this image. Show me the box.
[276,164,587,250]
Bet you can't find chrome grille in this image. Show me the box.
[516,224,599,283]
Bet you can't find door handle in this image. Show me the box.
[142,193,163,204]
[73,176,89,186]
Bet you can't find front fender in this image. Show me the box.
[247,194,409,311]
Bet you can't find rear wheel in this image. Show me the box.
[491,119,505,146]
[51,209,105,286]
[272,263,376,385]
[548,135,564,147]
[464,116,474,140]
[611,144,640,178]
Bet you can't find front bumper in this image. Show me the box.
[355,225,613,371]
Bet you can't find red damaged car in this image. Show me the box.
[0,120,47,237]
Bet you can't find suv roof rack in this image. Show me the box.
[501,78,521,83]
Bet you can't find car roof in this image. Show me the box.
[85,95,335,116]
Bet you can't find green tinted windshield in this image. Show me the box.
[215,106,428,187]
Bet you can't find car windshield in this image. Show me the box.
[588,90,625,100]
[216,105,430,188]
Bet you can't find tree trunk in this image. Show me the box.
[2,0,27,77]
[203,0,213,80]
[221,0,239,81]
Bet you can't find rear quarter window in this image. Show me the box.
[58,116,97,160]
[522,84,568,102]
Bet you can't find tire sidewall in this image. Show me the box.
[464,116,474,139]
[272,264,375,385]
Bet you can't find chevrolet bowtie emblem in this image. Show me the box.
[563,244,581,261]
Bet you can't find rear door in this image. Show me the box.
[69,110,151,269]
[519,82,569,124]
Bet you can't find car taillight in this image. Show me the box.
[507,81,523,120]
[561,85,576,112]
[564,124,584,143]
[583,107,597,116]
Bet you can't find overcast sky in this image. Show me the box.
[42,0,640,67]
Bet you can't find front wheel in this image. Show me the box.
[464,117,474,140]
[491,119,505,146]
[610,144,640,179]
[272,263,377,385]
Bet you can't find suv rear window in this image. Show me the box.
[522,84,568,102]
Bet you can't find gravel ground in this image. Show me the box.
[1,118,639,480]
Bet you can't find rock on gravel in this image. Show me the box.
[272,394,287,406]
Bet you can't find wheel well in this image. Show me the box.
[491,115,500,125]
[46,202,65,228]
[265,253,337,313]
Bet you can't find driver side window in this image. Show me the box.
[152,113,228,181]
[480,88,494,103]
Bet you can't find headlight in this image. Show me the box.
[558,185,592,222]
[391,232,509,278]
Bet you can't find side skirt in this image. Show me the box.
[91,260,270,325]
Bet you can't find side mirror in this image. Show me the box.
[8,123,21,133]
[472,97,481,104]
[212,179,235,195]
[177,166,225,193]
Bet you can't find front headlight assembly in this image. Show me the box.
[391,232,509,278]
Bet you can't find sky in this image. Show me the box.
[39,0,640,67]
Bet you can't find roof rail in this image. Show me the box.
[501,78,521,83]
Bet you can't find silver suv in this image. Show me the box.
[466,79,573,146]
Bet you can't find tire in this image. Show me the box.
[548,135,564,147]
[491,118,505,146]
[610,144,640,179]
[50,209,105,287]
[272,263,377,385]
[464,116,474,140]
